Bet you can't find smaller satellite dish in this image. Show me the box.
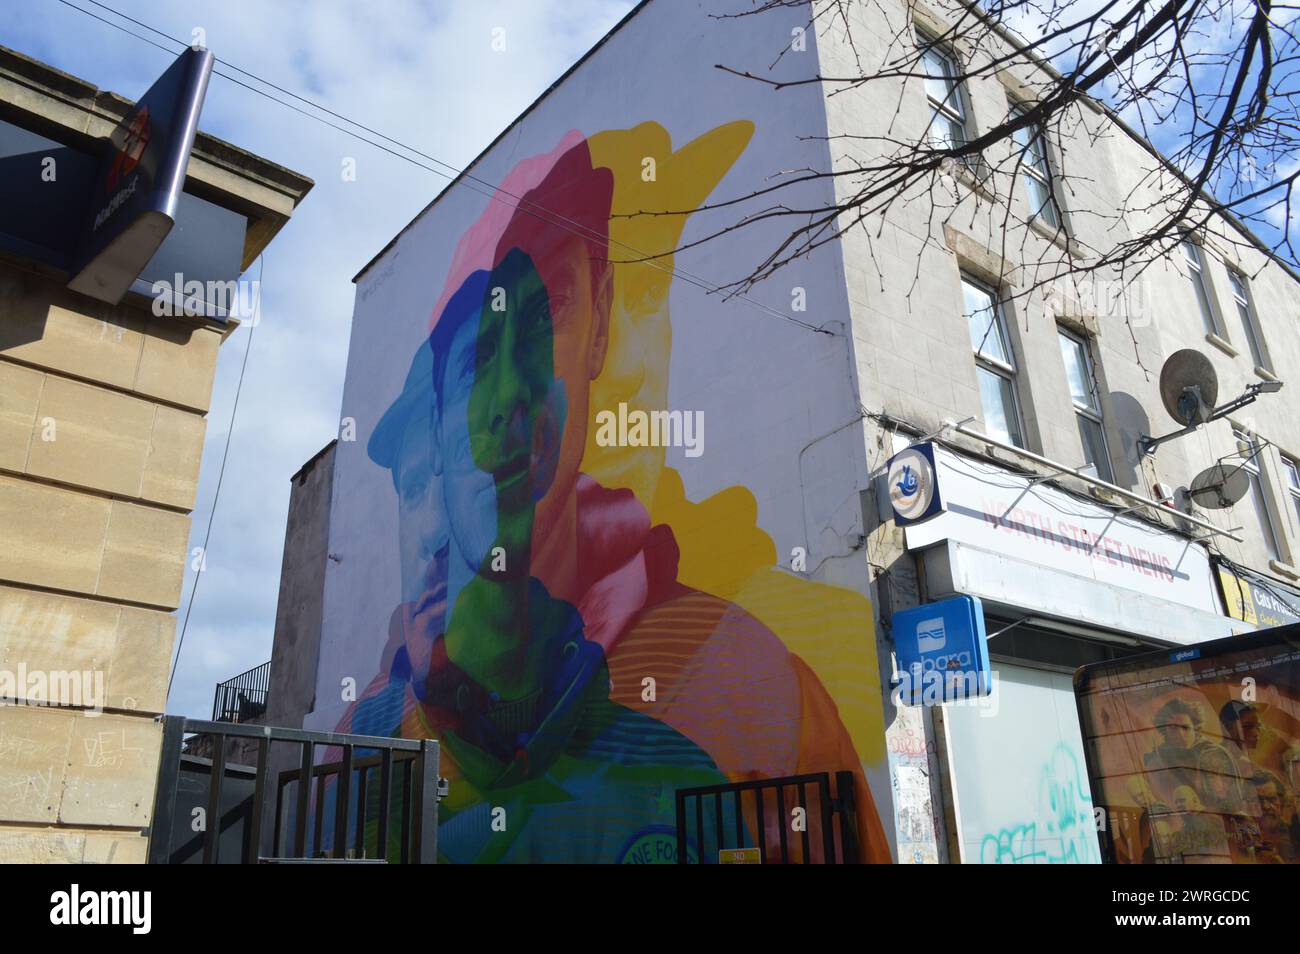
[1189,463,1250,509]
[1159,350,1218,426]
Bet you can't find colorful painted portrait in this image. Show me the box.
[319,120,890,863]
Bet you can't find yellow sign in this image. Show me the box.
[1218,567,1300,629]
[718,848,761,864]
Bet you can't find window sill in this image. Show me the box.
[950,163,998,204]
[1268,559,1299,581]
[1027,215,1082,259]
[1254,365,1278,383]
[1206,333,1238,358]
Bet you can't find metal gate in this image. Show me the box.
[675,771,860,864]
[147,716,446,863]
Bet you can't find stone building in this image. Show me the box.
[0,45,311,863]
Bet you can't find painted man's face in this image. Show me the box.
[466,248,565,555]
[440,306,500,578]
[395,407,450,691]
[524,235,607,523]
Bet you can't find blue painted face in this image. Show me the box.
[394,393,450,692]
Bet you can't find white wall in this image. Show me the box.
[315,0,894,863]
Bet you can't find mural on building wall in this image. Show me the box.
[322,121,891,863]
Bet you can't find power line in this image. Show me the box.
[55,0,830,336]
[167,255,265,704]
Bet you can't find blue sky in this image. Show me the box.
[6,0,636,719]
[3,0,1292,721]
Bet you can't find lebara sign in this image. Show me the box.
[887,442,944,525]
[892,594,991,705]
[67,47,214,304]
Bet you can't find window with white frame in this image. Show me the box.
[921,39,967,149]
[1058,329,1113,482]
[963,276,1024,447]
[1226,269,1271,371]
[1013,106,1060,228]
[1182,240,1224,338]
[1283,456,1300,530]
[1235,427,1282,561]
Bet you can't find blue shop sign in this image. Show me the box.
[892,594,991,705]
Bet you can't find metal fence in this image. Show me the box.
[148,716,446,864]
[211,660,271,724]
[675,771,860,864]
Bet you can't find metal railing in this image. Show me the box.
[148,716,446,864]
[675,771,860,864]
[211,660,271,724]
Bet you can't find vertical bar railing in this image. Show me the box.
[147,716,445,864]
[203,730,226,864]
[146,716,186,865]
[211,661,272,723]
[673,771,861,864]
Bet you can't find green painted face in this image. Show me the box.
[468,247,559,530]
[441,248,560,699]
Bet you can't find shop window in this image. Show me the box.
[988,621,1153,670]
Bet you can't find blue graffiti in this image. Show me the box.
[979,743,1100,864]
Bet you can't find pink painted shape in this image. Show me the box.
[428,130,586,332]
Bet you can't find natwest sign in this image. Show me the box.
[67,47,213,304]
[901,444,1221,615]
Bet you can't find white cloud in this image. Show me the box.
[7,0,634,719]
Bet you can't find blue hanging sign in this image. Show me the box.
[892,594,991,705]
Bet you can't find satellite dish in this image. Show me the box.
[1159,350,1218,426]
[1189,463,1250,509]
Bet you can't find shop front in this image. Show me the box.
[888,441,1239,863]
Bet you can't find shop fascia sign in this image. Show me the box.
[896,443,1219,614]
[67,47,214,304]
[1216,563,1300,628]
